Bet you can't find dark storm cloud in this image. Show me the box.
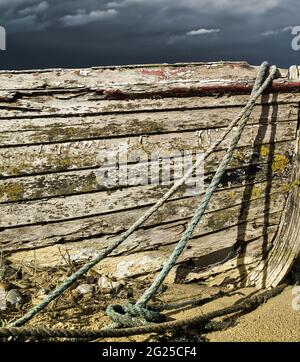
[0,0,299,69]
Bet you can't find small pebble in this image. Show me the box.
[98,275,124,293]
[75,284,94,295]
[0,265,17,279]
[6,289,24,307]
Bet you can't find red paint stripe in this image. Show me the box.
[102,81,300,100]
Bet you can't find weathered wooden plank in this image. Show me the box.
[0,62,282,91]
[0,146,293,203]
[0,194,284,255]
[0,122,296,177]
[7,217,279,279]
[0,93,300,120]
[0,104,297,146]
[0,178,288,229]
[183,238,273,286]
[0,72,298,105]
[44,226,277,279]
[180,141,300,288]
[111,205,283,258]
[247,137,300,288]
[0,179,288,247]
[0,61,298,289]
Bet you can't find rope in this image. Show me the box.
[0,284,286,340]
[7,61,275,329]
[149,290,226,311]
[106,63,277,327]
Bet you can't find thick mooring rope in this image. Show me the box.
[106,63,277,327]
[6,61,276,330]
[0,284,286,340]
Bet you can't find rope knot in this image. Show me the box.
[106,302,165,328]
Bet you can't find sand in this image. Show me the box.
[97,284,300,342]
[1,265,299,342]
[208,286,300,342]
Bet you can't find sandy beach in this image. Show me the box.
[208,285,300,342]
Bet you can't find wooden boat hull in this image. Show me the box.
[0,62,299,288]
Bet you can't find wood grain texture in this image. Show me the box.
[0,181,287,251]
[181,139,300,287]
[0,122,296,177]
[247,138,300,288]
[0,139,294,203]
[0,62,284,91]
[7,216,280,279]
[0,62,297,104]
[1,62,299,289]
[0,93,300,120]
[0,104,297,146]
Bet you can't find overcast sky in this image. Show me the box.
[0,0,299,70]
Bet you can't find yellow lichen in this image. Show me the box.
[272,154,289,173]
[234,150,245,162]
[260,145,270,158]
[0,182,24,202]
[287,179,300,190]
[282,183,291,192]
[226,190,236,198]
[251,186,262,199]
